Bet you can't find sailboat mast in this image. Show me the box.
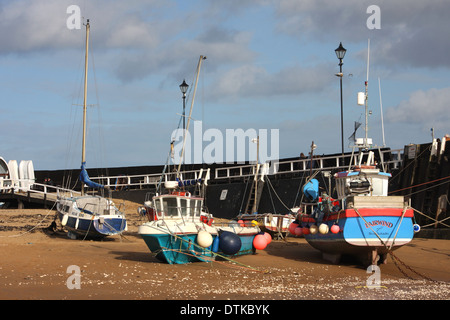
[81,19,90,196]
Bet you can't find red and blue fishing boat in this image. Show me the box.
[294,43,417,265]
[296,151,415,265]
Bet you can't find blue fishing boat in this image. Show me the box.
[295,43,416,265]
[138,56,261,264]
[138,180,259,264]
[297,160,415,265]
[56,20,126,239]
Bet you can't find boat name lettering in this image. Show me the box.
[365,220,393,228]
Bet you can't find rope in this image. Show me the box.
[0,201,57,238]
[412,207,450,228]
[389,144,431,184]
[353,208,388,248]
[389,207,407,250]
[389,174,450,195]
[80,210,96,241]
[353,207,440,282]
[266,177,291,211]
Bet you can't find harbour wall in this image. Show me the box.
[31,141,450,238]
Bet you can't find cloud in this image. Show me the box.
[274,0,450,69]
[113,26,256,82]
[385,86,450,131]
[209,63,334,99]
[0,0,161,54]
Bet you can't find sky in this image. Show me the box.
[1,0,449,170]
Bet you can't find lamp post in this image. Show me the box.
[179,79,189,133]
[335,42,346,164]
[179,79,189,165]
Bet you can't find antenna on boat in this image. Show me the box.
[364,38,370,148]
[355,39,372,151]
[378,77,386,147]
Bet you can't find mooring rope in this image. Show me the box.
[353,207,441,282]
[0,201,57,238]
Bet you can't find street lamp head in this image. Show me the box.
[335,42,347,61]
[179,79,189,96]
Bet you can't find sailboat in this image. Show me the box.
[294,41,415,265]
[56,20,127,239]
[138,56,262,264]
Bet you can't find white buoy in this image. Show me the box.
[309,224,318,234]
[319,223,329,234]
[197,230,213,248]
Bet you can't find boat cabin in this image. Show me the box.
[148,193,203,221]
[335,166,391,198]
[59,196,118,216]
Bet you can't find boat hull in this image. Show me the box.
[58,212,127,239]
[57,196,126,239]
[301,207,414,265]
[138,223,258,264]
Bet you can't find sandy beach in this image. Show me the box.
[0,201,449,302]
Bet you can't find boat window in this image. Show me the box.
[154,198,164,218]
[192,200,199,216]
[163,197,179,217]
[178,197,189,217]
[194,199,203,216]
[335,179,346,199]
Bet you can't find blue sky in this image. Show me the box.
[1,0,449,170]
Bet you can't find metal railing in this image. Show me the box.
[89,168,208,190]
[214,148,403,180]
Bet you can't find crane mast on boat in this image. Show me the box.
[176,55,207,177]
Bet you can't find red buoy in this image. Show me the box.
[289,222,299,235]
[263,232,272,244]
[330,224,340,234]
[302,226,310,235]
[253,234,268,250]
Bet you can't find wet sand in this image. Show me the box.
[0,203,449,301]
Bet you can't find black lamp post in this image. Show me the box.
[179,79,189,134]
[179,79,189,165]
[335,42,346,164]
